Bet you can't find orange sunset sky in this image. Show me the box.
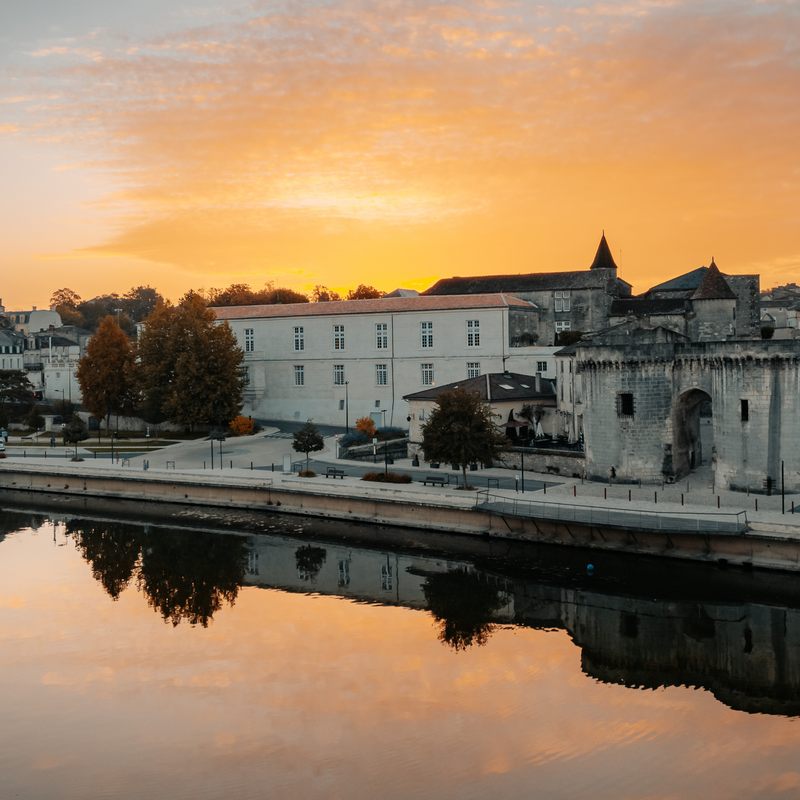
[2,0,799,310]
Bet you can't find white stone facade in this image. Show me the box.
[214,295,550,427]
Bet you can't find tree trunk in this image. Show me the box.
[461,463,468,489]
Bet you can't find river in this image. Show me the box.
[1,503,799,799]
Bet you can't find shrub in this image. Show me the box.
[376,426,406,440]
[339,431,368,448]
[362,471,413,484]
[228,415,255,437]
[355,417,377,437]
[299,469,316,477]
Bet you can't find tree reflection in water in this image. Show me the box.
[423,569,508,652]
[295,545,327,583]
[68,522,248,627]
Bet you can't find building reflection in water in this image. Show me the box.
[65,516,800,717]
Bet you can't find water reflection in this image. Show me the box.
[67,521,248,627]
[55,515,800,716]
[422,569,509,652]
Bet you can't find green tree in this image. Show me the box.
[292,420,325,470]
[50,288,82,309]
[0,370,35,405]
[121,286,163,322]
[76,316,136,432]
[554,329,584,347]
[63,415,89,452]
[421,386,509,488]
[136,296,245,429]
[312,285,342,302]
[346,284,384,300]
[0,402,8,429]
[25,403,44,432]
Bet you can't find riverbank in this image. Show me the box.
[3,445,800,571]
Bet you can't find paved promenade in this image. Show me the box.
[4,425,800,538]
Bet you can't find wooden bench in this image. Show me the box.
[422,475,448,487]
[325,468,345,479]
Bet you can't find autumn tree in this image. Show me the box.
[355,416,377,437]
[50,287,86,328]
[292,421,325,471]
[420,386,509,488]
[76,316,136,432]
[346,284,383,300]
[312,285,342,302]
[121,286,163,322]
[135,296,245,429]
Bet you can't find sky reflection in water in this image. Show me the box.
[1,511,800,800]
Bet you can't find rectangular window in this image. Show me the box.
[419,409,425,420]
[467,362,481,378]
[421,363,434,386]
[617,392,634,418]
[376,363,387,385]
[244,366,250,386]
[421,321,433,349]
[554,291,571,313]
[467,320,480,347]
[555,321,571,334]
[376,323,388,349]
[381,564,393,591]
[333,364,345,385]
[333,325,345,350]
[375,400,380,408]
[537,361,547,372]
[339,399,345,410]
[244,328,254,352]
[741,399,749,422]
[294,365,304,386]
[294,326,304,351]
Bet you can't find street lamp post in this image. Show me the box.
[115,308,123,326]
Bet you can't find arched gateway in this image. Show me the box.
[578,332,800,494]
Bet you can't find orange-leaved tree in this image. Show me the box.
[355,416,376,437]
[76,316,136,432]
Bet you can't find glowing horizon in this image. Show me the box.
[2,0,800,309]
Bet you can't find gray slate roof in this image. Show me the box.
[423,268,620,296]
[403,372,556,403]
[609,298,689,316]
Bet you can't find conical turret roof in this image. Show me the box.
[590,232,618,270]
[691,260,737,300]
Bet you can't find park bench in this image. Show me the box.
[422,475,448,487]
[325,468,345,479]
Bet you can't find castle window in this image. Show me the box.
[617,392,634,418]
[467,362,481,378]
[741,399,749,422]
[555,291,571,312]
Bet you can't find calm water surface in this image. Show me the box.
[1,506,800,800]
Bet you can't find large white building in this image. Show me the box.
[214,294,557,427]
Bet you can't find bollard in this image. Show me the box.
[792,501,795,514]
[755,498,758,512]
[230,460,233,469]
[604,488,607,500]
[44,450,46,459]
[573,485,576,497]
[94,451,97,459]
[204,461,206,469]
[543,482,546,494]
[717,496,720,509]
[272,463,274,472]
[628,489,631,502]
[681,493,684,506]
[251,462,253,471]
[654,491,657,504]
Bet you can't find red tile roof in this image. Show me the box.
[212,293,534,320]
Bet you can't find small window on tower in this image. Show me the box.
[741,399,749,422]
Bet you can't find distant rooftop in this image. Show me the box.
[403,371,555,403]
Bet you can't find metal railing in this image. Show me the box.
[474,490,748,535]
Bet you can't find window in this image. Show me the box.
[244,328,254,352]
[375,400,381,408]
[244,366,250,386]
[537,361,547,373]
[334,324,345,350]
[741,399,749,422]
[554,291,571,312]
[333,364,345,385]
[376,363,387,385]
[381,564,393,591]
[419,408,425,420]
[294,326,304,351]
[617,392,634,418]
[421,321,433,348]
[338,560,350,588]
[376,323,388,349]
[421,363,434,385]
[339,399,345,410]
[555,321,571,334]
[467,320,480,347]
[294,365,304,386]
[467,362,481,378]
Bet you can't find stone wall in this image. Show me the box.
[504,447,585,478]
[578,338,800,492]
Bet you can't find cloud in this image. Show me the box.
[7,0,800,291]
